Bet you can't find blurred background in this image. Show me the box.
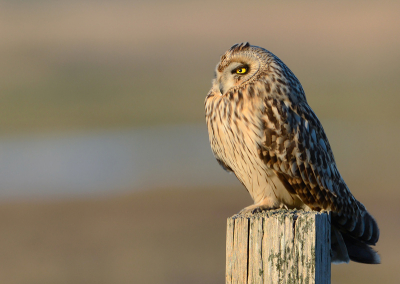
[0,0,399,283]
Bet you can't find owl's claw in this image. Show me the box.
[279,204,289,210]
[251,207,264,214]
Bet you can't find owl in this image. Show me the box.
[205,42,380,264]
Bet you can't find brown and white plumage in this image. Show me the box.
[205,42,380,264]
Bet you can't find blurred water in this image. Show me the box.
[0,124,238,200]
[0,121,397,201]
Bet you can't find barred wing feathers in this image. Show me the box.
[258,97,379,247]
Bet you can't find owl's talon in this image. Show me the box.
[252,207,263,214]
[279,204,289,210]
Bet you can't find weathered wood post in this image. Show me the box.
[226,209,331,284]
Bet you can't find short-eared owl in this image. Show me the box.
[205,42,380,264]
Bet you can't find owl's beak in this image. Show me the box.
[212,76,224,96]
[219,84,224,95]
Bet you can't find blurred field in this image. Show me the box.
[0,0,400,134]
[0,188,398,284]
[0,0,399,283]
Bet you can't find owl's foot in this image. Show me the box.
[235,202,282,217]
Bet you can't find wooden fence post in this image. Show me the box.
[226,209,331,284]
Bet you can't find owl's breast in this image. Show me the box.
[206,94,266,199]
[205,92,264,171]
[205,92,306,209]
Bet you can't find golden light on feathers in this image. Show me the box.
[205,42,380,264]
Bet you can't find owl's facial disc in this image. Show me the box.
[215,59,258,95]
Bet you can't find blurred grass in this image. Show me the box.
[0,0,399,283]
[0,0,399,134]
[0,187,397,284]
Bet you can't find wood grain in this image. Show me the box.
[226,209,331,284]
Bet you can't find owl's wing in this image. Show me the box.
[259,98,378,245]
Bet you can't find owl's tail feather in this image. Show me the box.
[331,227,381,264]
[332,200,380,264]
[351,201,380,245]
[342,233,381,264]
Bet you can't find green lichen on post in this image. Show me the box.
[268,250,285,274]
[311,246,316,274]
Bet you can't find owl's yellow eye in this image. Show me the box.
[235,67,248,74]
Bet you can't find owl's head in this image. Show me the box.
[212,42,271,95]
[212,42,304,101]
